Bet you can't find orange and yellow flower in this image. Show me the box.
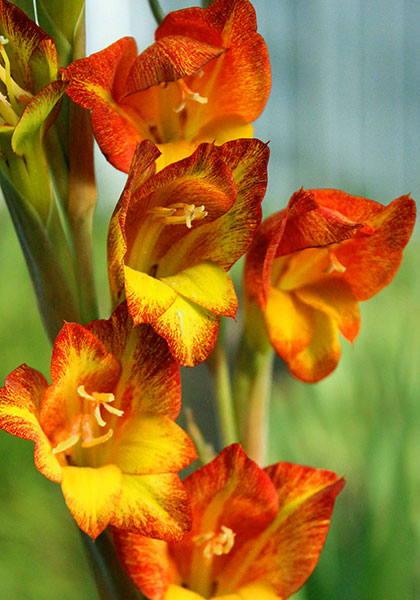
[244,188,416,382]
[62,0,270,172]
[108,138,269,366]
[0,304,196,540]
[113,443,344,600]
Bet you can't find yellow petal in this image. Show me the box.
[152,294,220,366]
[166,585,205,600]
[288,311,341,383]
[264,287,314,359]
[112,473,191,542]
[124,265,177,323]
[111,414,196,475]
[213,582,279,600]
[61,464,123,540]
[161,262,237,317]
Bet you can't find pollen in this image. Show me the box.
[149,202,208,229]
[193,525,236,559]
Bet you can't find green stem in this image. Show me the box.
[207,337,239,447]
[233,334,274,465]
[148,0,165,25]
[79,529,145,600]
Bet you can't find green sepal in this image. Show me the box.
[0,167,80,343]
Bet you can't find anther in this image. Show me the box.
[149,203,208,229]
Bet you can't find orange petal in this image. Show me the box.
[171,444,278,591]
[110,414,196,475]
[63,37,141,172]
[86,304,182,420]
[40,323,121,437]
[156,0,271,124]
[124,36,224,94]
[217,463,344,597]
[296,278,360,342]
[151,295,220,366]
[0,365,61,482]
[61,464,123,540]
[287,310,342,383]
[112,531,175,600]
[112,473,192,542]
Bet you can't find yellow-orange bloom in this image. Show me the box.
[244,189,416,382]
[113,444,344,600]
[0,304,196,540]
[108,138,269,366]
[62,0,270,172]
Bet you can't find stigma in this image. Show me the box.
[193,525,236,559]
[149,202,208,229]
[174,78,208,113]
[324,249,346,274]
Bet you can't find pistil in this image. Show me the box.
[149,202,208,229]
[174,78,208,113]
[193,525,236,559]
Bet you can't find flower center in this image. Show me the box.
[51,385,124,455]
[192,525,236,559]
[174,77,207,113]
[148,202,208,229]
[323,248,346,274]
[0,37,32,125]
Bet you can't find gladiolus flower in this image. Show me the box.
[244,188,416,382]
[0,304,196,540]
[107,138,269,367]
[62,0,270,172]
[113,444,344,600]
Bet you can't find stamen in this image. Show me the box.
[77,385,123,428]
[82,428,114,448]
[0,90,18,125]
[174,79,208,113]
[324,250,346,274]
[193,525,236,559]
[52,434,80,455]
[149,203,208,228]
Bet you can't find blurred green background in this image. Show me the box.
[1,0,420,598]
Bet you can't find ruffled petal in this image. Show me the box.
[171,444,278,590]
[217,463,344,597]
[86,304,182,420]
[264,288,314,360]
[151,294,220,366]
[0,364,61,482]
[296,278,360,342]
[112,531,175,600]
[287,311,341,383]
[112,473,192,542]
[110,414,196,475]
[125,36,223,94]
[161,262,237,317]
[61,464,123,540]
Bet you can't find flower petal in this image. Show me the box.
[296,278,360,342]
[124,265,178,323]
[214,583,278,600]
[63,37,141,172]
[110,414,196,475]
[40,322,121,436]
[156,0,271,124]
[151,294,220,366]
[287,311,341,383]
[161,262,237,317]
[217,463,344,597]
[264,287,314,359]
[171,444,278,590]
[125,36,224,94]
[159,139,268,274]
[166,587,205,600]
[112,473,192,542]
[0,364,61,482]
[61,464,123,540]
[86,304,182,420]
[112,531,175,600]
